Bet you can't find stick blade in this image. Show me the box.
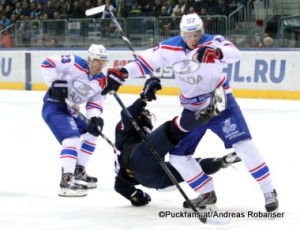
[85,5,105,16]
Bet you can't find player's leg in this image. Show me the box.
[129,122,180,189]
[169,127,218,208]
[211,94,278,212]
[75,131,99,189]
[42,102,87,197]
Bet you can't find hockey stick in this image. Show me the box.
[113,93,230,225]
[85,6,138,58]
[112,93,209,224]
[85,5,106,17]
[65,98,115,149]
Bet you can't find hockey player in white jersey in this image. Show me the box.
[41,44,109,197]
[102,13,278,212]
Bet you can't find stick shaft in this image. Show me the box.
[113,93,206,223]
[65,98,115,149]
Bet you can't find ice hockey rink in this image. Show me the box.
[0,89,299,230]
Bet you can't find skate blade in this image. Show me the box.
[58,188,87,197]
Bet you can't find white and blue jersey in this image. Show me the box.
[124,34,239,112]
[123,34,273,195]
[41,54,107,143]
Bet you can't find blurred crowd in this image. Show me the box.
[0,0,244,22]
[0,0,297,49]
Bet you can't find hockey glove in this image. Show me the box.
[101,68,127,95]
[87,117,104,136]
[195,46,223,63]
[195,87,226,125]
[140,77,162,101]
[130,189,151,207]
[50,80,68,103]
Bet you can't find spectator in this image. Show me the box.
[137,0,152,16]
[193,0,206,14]
[12,1,23,18]
[0,4,4,16]
[172,0,187,17]
[4,4,13,18]
[29,2,37,20]
[68,0,85,19]
[116,0,132,18]
[216,0,230,16]
[159,5,169,17]
[44,0,55,19]
[49,38,58,48]
[186,5,196,14]
[206,0,219,15]
[151,0,163,17]
[40,12,48,20]
[165,0,175,16]
[0,13,11,28]
[34,3,44,20]
[37,36,48,47]
[263,36,274,47]
[54,0,67,18]
[0,25,13,48]
[199,7,213,30]
[21,1,30,18]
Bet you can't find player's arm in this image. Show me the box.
[121,77,162,132]
[41,55,74,103]
[215,35,241,63]
[193,35,241,64]
[101,47,165,95]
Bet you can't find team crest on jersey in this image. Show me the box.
[172,60,200,75]
[172,60,203,85]
[70,80,97,104]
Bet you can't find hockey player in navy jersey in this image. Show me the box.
[102,13,278,212]
[114,78,241,206]
[41,44,110,197]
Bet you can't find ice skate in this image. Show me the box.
[214,152,241,168]
[183,191,217,210]
[264,189,279,212]
[74,165,98,189]
[59,172,88,197]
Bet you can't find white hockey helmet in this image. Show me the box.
[87,44,108,62]
[180,13,204,36]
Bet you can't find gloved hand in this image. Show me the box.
[195,106,215,125]
[101,68,127,95]
[130,189,151,206]
[140,77,162,101]
[50,80,68,103]
[195,87,226,125]
[87,117,104,136]
[195,46,223,63]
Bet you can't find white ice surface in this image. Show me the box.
[0,90,299,229]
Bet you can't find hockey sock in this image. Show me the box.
[61,137,80,174]
[233,139,274,193]
[77,133,98,167]
[170,155,214,193]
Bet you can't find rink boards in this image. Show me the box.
[0,48,300,100]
